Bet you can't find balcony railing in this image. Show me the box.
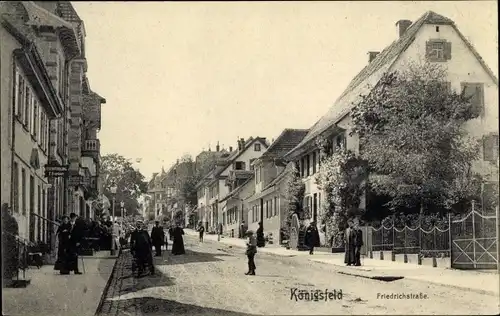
[83,139,100,152]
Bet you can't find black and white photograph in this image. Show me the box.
[0,1,498,315]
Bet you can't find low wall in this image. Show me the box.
[369,251,451,268]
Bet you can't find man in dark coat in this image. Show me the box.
[198,222,205,242]
[353,220,363,266]
[64,213,85,274]
[304,221,320,255]
[1,203,19,283]
[131,221,155,276]
[151,221,165,256]
[344,220,356,266]
[256,222,265,247]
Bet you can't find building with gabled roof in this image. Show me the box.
[282,11,499,246]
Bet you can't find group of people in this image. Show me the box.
[150,221,186,256]
[54,213,85,275]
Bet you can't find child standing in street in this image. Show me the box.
[245,230,257,275]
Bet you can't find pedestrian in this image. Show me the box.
[245,230,257,275]
[239,221,247,239]
[171,223,186,255]
[1,203,19,284]
[64,213,84,275]
[113,221,121,251]
[198,222,205,242]
[256,222,265,247]
[151,221,165,256]
[344,220,356,266]
[168,225,174,241]
[130,221,155,276]
[305,221,320,255]
[54,215,71,273]
[353,218,363,266]
[217,222,223,241]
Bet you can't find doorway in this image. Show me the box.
[29,176,35,242]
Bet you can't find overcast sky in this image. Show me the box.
[72,1,498,180]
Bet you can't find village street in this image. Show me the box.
[96,235,498,316]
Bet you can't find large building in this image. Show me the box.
[284,11,499,245]
[0,1,104,250]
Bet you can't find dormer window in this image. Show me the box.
[254,143,261,151]
[234,161,246,170]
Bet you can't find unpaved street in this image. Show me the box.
[96,235,498,315]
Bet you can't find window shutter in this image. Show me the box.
[425,41,433,59]
[483,134,498,162]
[444,42,452,60]
[462,83,483,116]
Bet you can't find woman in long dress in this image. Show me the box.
[54,216,71,272]
[171,224,186,255]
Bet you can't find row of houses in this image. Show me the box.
[0,2,105,252]
[151,11,499,246]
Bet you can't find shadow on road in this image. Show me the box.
[116,297,258,315]
[154,249,232,266]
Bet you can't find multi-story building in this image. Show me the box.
[147,169,167,219]
[246,129,309,241]
[199,137,269,233]
[285,11,499,245]
[1,2,104,249]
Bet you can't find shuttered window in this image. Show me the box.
[461,82,484,117]
[483,133,499,162]
[425,39,452,62]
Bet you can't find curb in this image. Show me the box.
[93,253,121,316]
[402,275,499,297]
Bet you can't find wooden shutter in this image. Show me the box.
[483,134,499,162]
[461,83,484,116]
[444,42,452,60]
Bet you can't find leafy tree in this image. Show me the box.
[350,62,481,212]
[100,153,148,216]
[315,137,367,247]
[174,210,184,225]
[284,163,305,221]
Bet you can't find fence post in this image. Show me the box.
[392,218,395,261]
[448,212,452,269]
[404,226,408,263]
[496,206,499,275]
[472,200,477,269]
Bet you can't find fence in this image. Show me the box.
[367,205,498,269]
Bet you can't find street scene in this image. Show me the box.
[1,1,499,316]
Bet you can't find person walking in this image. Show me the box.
[245,230,257,275]
[54,215,71,273]
[344,220,356,266]
[1,204,19,284]
[217,222,223,242]
[353,219,363,266]
[256,222,265,247]
[171,223,186,255]
[305,221,320,255]
[63,213,84,275]
[198,223,205,242]
[151,221,165,256]
[130,221,155,276]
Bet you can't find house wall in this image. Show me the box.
[394,23,499,179]
[223,179,255,236]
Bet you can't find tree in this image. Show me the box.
[100,154,148,216]
[315,137,367,247]
[284,163,306,221]
[350,62,481,213]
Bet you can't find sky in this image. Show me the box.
[72,1,498,180]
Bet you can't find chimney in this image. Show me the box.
[368,51,380,63]
[216,141,220,152]
[237,138,242,151]
[396,20,412,38]
[229,146,233,152]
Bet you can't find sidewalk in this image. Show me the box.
[186,229,499,296]
[2,251,117,316]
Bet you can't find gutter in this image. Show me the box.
[10,51,17,212]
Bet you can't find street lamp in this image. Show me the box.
[110,183,117,256]
[120,201,125,229]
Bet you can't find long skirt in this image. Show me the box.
[344,243,356,265]
[171,237,185,255]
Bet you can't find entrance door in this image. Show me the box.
[313,193,318,223]
[260,199,264,228]
[29,176,35,242]
[37,185,41,241]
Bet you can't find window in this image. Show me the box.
[24,88,31,128]
[15,69,25,120]
[266,200,269,218]
[234,161,246,170]
[32,98,39,139]
[300,158,305,177]
[426,39,451,62]
[21,168,26,215]
[461,82,485,117]
[249,158,256,171]
[37,185,41,241]
[312,152,317,174]
[483,133,499,162]
[13,162,19,213]
[336,134,346,149]
[254,143,261,151]
[270,199,273,217]
[306,154,310,177]
[274,197,278,216]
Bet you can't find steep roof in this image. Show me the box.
[261,129,309,160]
[286,11,497,158]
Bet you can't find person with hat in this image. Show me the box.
[130,220,155,276]
[304,221,320,255]
[54,215,71,273]
[151,220,165,256]
[245,230,257,275]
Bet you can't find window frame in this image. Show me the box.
[254,143,261,151]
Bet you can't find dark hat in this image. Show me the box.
[69,213,77,219]
[155,220,159,224]
[61,215,69,220]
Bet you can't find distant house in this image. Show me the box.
[284,11,499,241]
[197,137,269,233]
[245,129,308,243]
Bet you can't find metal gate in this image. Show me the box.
[451,208,498,269]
